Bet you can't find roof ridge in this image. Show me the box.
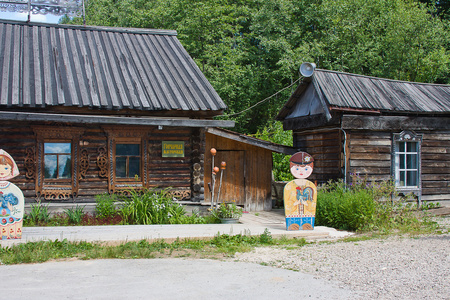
[314,68,449,87]
[0,18,177,36]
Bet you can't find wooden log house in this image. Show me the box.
[0,20,235,204]
[277,69,450,205]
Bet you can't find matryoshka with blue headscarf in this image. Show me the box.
[0,149,24,240]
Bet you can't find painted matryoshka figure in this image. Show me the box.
[283,151,317,230]
[0,150,24,240]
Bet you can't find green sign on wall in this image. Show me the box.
[162,141,185,157]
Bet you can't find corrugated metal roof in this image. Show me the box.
[278,69,450,120]
[0,20,227,113]
[314,69,450,113]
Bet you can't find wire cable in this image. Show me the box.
[219,77,302,118]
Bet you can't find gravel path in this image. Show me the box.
[234,217,450,300]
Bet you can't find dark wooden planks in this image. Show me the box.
[205,132,273,211]
[293,129,343,183]
[0,20,227,113]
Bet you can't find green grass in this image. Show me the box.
[2,212,447,265]
[0,229,311,265]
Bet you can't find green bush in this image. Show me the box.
[95,193,119,219]
[210,202,243,220]
[315,176,435,233]
[316,180,377,231]
[120,188,206,225]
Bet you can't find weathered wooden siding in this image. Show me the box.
[0,121,199,203]
[292,127,450,202]
[421,131,450,200]
[205,132,273,211]
[293,129,342,183]
[347,131,392,182]
[77,128,109,197]
[147,128,193,189]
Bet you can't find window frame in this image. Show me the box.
[113,141,142,181]
[103,126,149,194]
[43,141,73,181]
[32,126,84,200]
[392,130,423,196]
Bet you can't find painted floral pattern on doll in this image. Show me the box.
[0,150,24,240]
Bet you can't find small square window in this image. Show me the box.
[115,143,140,179]
[44,143,71,179]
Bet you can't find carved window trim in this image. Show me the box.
[25,147,36,180]
[103,126,149,194]
[96,146,108,178]
[32,126,85,200]
[79,149,90,179]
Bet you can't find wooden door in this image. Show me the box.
[212,150,246,207]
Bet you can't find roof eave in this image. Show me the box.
[207,127,297,154]
[0,111,236,128]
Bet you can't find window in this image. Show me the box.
[394,141,418,187]
[115,143,140,179]
[32,126,84,200]
[392,131,422,193]
[44,143,72,179]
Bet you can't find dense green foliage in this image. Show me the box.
[315,177,437,233]
[253,121,293,181]
[24,189,210,226]
[120,189,208,225]
[63,0,450,134]
[95,193,120,219]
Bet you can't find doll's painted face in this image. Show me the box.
[290,164,313,179]
[0,163,12,178]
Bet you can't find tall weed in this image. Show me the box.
[25,202,51,225]
[120,188,205,225]
[64,205,86,225]
[95,193,119,219]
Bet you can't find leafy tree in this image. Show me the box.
[253,121,294,181]
[64,0,450,134]
[300,0,450,83]
[418,0,450,19]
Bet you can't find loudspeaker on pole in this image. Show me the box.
[299,62,316,77]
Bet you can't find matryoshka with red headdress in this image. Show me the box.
[0,150,24,240]
[283,151,317,231]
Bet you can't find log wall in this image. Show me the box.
[421,131,450,201]
[293,129,343,184]
[0,121,200,203]
[347,130,392,182]
[292,126,450,203]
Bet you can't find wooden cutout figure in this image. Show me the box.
[0,150,24,240]
[283,151,317,230]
